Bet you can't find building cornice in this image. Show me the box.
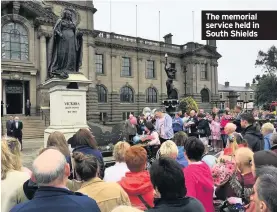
[50,1,97,14]
[95,41,181,58]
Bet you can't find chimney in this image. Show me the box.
[246,83,250,88]
[206,40,217,47]
[163,33,173,44]
[225,81,229,87]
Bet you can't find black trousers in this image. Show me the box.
[159,137,172,144]
[15,135,23,150]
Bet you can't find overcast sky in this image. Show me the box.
[93,0,277,86]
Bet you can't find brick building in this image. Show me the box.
[1,0,221,124]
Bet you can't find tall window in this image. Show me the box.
[146,87,157,103]
[2,22,29,60]
[121,57,131,76]
[250,92,253,99]
[201,89,209,102]
[220,93,223,99]
[200,64,208,80]
[146,60,155,79]
[95,54,104,74]
[96,85,107,103]
[170,63,176,79]
[120,86,134,102]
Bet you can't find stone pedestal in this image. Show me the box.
[227,91,239,110]
[162,99,179,116]
[42,74,92,146]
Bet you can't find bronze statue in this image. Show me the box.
[164,54,177,99]
[48,9,83,79]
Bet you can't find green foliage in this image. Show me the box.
[254,45,277,106]
[255,45,277,74]
[254,74,277,106]
[179,96,199,114]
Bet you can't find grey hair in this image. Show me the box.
[256,166,277,212]
[155,108,163,113]
[32,154,67,186]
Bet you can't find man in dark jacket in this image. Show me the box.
[241,113,264,152]
[11,116,23,150]
[146,157,205,212]
[6,116,14,137]
[10,148,100,212]
[233,105,243,133]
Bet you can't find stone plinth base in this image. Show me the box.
[162,99,179,115]
[42,74,92,147]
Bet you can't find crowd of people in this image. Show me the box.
[2,105,277,212]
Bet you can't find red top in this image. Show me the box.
[223,144,248,155]
[183,162,214,212]
[118,171,154,210]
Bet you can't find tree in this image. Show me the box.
[254,46,277,106]
[254,74,277,106]
[179,96,199,114]
[255,45,277,74]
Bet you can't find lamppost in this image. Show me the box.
[244,92,248,111]
[184,65,187,97]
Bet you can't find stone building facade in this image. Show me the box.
[1,0,221,124]
[218,81,255,110]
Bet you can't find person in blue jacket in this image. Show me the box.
[172,112,184,134]
[11,148,100,212]
[172,131,188,168]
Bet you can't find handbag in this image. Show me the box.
[138,195,152,210]
[220,172,246,212]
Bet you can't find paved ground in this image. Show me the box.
[21,138,45,169]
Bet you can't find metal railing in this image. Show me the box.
[36,107,50,126]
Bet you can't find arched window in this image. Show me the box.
[120,86,134,103]
[2,22,29,60]
[201,89,209,102]
[97,85,107,103]
[146,87,157,103]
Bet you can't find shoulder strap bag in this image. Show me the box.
[138,195,152,210]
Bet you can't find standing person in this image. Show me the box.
[210,116,222,152]
[11,117,23,151]
[172,112,183,134]
[125,114,137,144]
[10,149,100,212]
[261,123,274,150]
[73,152,131,212]
[147,157,205,212]
[241,113,264,152]
[196,113,211,154]
[118,146,154,210]
[6,116,14,137]
[183,137,214,212]
[73,128,105,179]
[184,110,198,137]
[233,105,243,133]
[220,110,232,148]
[154,109,174,144]
[25,99,31,116]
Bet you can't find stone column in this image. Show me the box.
[87,43,99,122]
[3,80,7,115]
[40,35,47,84]
[227,91,238,110]
[210,63,214,95]
[22,81,25,115]
[29,74,37,115]
[214,64,218,94]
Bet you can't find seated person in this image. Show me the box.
[140,121,160,147]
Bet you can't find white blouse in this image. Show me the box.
[103,162,129,182]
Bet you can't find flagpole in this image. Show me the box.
[192,11,195,41]
[159,10,161,41]
[110,0,112,32]
[136,5,138,37]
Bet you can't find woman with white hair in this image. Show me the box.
[261,122,275,150]
[157,140,178,160]
[104,141,130,182]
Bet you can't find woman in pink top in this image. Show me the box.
[211,116,222,152]
[183,137,214,212]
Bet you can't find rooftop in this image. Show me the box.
[218,83,254,92]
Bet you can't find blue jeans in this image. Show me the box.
[221,134,228,148]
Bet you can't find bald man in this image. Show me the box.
[11,149,100,212]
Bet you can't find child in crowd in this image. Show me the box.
[210,116,221,152]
